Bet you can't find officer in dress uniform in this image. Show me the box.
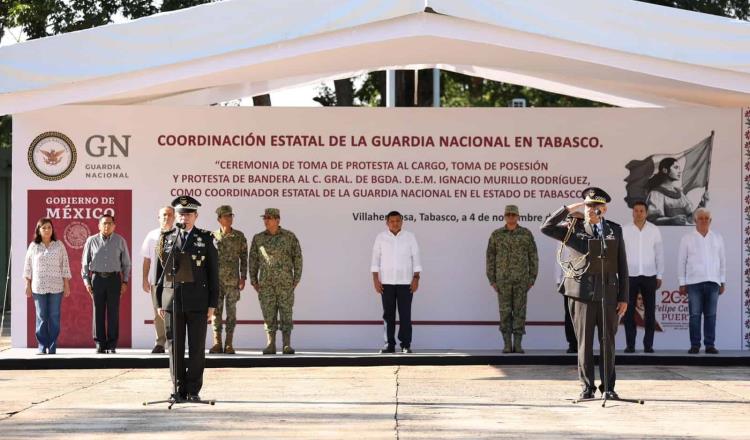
[541,187,629,400]
[156,195,219,401]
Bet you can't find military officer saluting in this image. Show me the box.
[249,208,303,355]
[541,187,628,400]
[210,205,248,355]
[156,195,219,402]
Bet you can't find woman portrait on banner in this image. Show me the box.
[645,157,708,226]
[23,218,72,354]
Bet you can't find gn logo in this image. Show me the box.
[28,132,77,181]
[86,135,130,158]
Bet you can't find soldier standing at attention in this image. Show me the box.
[209,205,248,355]
[156,195,218,402]
[486,204,539,353]
[249,208,303,355]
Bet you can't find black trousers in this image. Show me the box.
[624,275,657,349]
[91,273,121,349]
[564,296,577,347]
[166,310,207,395]
[568,296,618,392]
[382,284,413,348]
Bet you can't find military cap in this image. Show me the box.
[171,195,201,213]
[261,208,280,218]
[504,204,519,215]
[582,187,611,204]
[216,205,233,217]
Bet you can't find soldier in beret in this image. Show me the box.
[209,205,248,355]
[541,187,629,400]
[249,208,303,355]
[486,204,538,353]
[156,195,219,402]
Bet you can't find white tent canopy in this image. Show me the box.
[1,0,750,115]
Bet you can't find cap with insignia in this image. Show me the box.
[216,205,233,217]
[504,204,519,215]
[582,187,611,204]
[261,208,280,218]
[171,195,201,213]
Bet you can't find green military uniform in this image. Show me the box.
[486,205,539,353]
[249,208,303,354]
[211,221,248,350]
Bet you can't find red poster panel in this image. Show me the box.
[26,190,132,348]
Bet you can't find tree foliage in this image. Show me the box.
[637,0,748,20]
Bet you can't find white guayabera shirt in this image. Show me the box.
[371,229,422,285]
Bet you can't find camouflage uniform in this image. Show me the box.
[249,227,303,333]
[211,228,248,335]
[486,225,539,341]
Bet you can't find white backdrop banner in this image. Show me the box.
[11,106,746,350]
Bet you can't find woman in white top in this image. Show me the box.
[23,218,72,354]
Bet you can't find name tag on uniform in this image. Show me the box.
[194,242,206,248]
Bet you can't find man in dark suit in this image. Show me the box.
[541,187,628,399]
[156,195,218,402]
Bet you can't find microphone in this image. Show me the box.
[175,222,186,230]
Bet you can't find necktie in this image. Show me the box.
[180,230,189,251]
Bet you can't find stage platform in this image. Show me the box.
[1,347,747,369]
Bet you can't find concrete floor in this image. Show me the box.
[1,365,749,439]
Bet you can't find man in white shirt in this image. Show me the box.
[678,208,725,354]
[622,201,664,353]
[371,211,422,354]
[140,206,175,354]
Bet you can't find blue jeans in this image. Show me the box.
[687,282,719,348]
[32,293,63,353]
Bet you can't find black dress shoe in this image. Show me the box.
[688,346,700,354]
[624,346,635,353]
[578,389,595,399]
[108,348,117,354]
[187,394,202,402]
[379,344,395,354]
[566,345,577,354]
[644,347,655,353]
[604,390,620,399]
[151,345,165,354]
[96,346,106,354]
[401,347,413,354]
[705,346,719,354]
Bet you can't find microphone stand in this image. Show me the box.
[574,215,644,407]
[143,226,215,409]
